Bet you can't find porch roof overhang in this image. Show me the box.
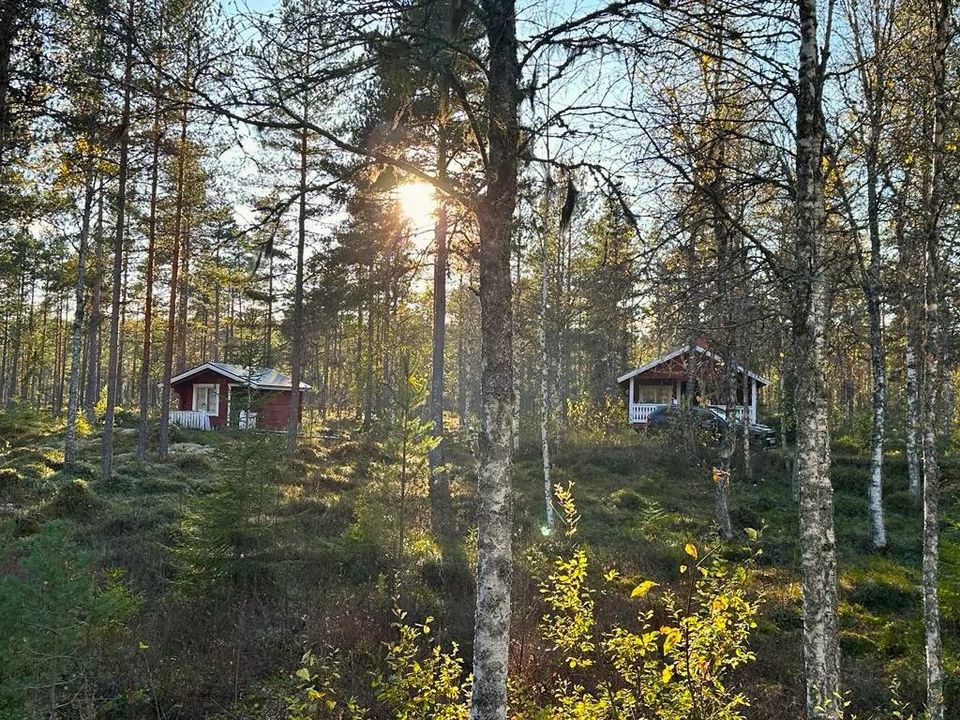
[161,362,312,391]
[617,344,771,386]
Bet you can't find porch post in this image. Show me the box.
[629,376,635,411]
[750,377,758,423]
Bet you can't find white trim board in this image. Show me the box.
[617,344,771,386]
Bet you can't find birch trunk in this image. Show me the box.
[906,331,921,499]
[795,0,841,715]
[919,3,947,716]
[740,397,752,480]
[100,0,134,481]
[716,360,735,540]
[539,169,554,530]
[65,170,97,465]
[866,289,886,549]
[84,196,105,420]
[470,1,518,717]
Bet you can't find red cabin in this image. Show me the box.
[166,363,310,431]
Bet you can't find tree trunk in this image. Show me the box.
[920,3,947,716]
[469,2,518,718]
[866,286,886,550]
[84,194,105,421]
[65,170,97,464]
[905,330,921,499]
[158,84,190,461]
[287,58,309,455]
[539,169,554,530]
[795,1,841,716]
[428,71,452,535]
[137,27,164,460]
[101,0,134,481]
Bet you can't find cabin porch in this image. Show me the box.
[626,375,759,425]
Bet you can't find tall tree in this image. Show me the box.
[101,0,136,480]
[919,1,948,716]
[469,1,518,717]
[794,0,842,716]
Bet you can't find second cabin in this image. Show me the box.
[618,339,771,426]
[164,362,310,431]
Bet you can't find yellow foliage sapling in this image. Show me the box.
[536,483,763,720]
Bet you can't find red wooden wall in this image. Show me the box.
[171,370,304,430]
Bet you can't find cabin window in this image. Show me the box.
[193,383,220,415]
[634,383,673,404]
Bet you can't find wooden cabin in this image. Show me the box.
[618,340,771,426]
[165,363,310,431]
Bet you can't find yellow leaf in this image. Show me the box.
[662,665,674,683]
[631,580,659,597]
[679,564,688,574]
[745,527,759,541]
[684,543,698,559]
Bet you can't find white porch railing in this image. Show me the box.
[629,403,666,424]
[169,410,212,430]
[630,403,756,425]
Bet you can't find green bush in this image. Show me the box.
[0,467,25,498]
[46,478,102,519]
[174,452,217,475]
[608,487,644,510]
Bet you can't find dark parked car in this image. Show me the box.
[646,405,778,448]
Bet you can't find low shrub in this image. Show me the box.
[174,453,216,475]
[609,487,644,510]
[46,479,102,519]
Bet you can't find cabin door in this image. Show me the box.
[228,385,257,429]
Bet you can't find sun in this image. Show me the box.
[395,181,437,227]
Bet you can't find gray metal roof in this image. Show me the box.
[168,362,312,390]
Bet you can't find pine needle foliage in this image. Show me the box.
[173,435,282,596]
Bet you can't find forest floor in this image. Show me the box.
[0,408,957,719]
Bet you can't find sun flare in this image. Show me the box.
[395,181,436,227]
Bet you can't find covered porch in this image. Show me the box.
[619,342,769,426]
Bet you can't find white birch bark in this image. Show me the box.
[470,2,518,718]
[919,3,947,716]
[795,0,841,715]
[539,168,554,530]
[906,335,921,499]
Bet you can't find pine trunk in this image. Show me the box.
[157,89,189,461]
[286,69,309,455]
[65,171,97,464]
[100,0,134,481]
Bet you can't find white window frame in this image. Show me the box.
[192,383,220,416]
